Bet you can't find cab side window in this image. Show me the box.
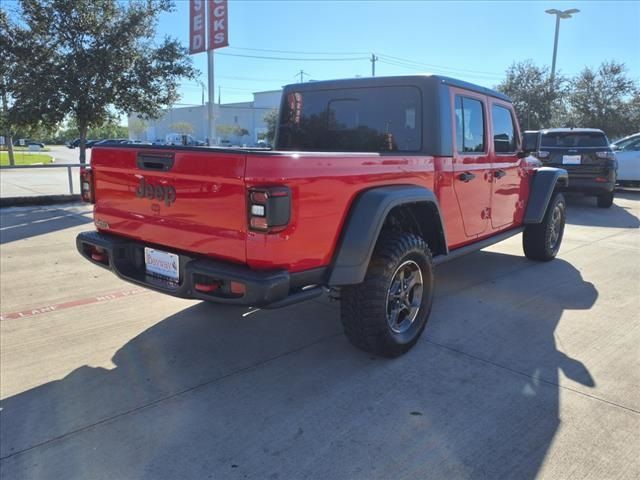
[491,105,517,153]
[455,96,485,153]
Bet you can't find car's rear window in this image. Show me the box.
[541,131,608,148]
[276,86,422,152]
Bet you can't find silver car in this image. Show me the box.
[612,133,640,185]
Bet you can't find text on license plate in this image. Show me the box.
[144,248,179,281]
[562,155,581,165]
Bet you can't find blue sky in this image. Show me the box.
[160,0,640,106]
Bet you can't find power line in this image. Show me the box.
[377,57,503,79]
[377,58,503,80]
[216,52,369,62]
[226,46,369,56]
[219,86,266,92]
[217,74,291,82]
[377,53,503,77]
[216,49,504,78]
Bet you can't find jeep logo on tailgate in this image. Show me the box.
[136,177,176,206]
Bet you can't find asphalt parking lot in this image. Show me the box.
[1,191,639,480]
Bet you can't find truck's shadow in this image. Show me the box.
[0,253,597,479]
[564,191,639,228]
[0,205,92,244]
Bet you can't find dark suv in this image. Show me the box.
[523,128,617,208]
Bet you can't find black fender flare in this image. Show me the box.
[328,185,447,286]
[524,167,569,224]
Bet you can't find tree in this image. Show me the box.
[216,124,249,141]
[496,60,566,130]
[0,9,19,164]
[170,122,194,135]
[567,61,639,138]
[263,109,279,144]
[628,91,640,133]
[9,0,198,163]
[129,118,148,140]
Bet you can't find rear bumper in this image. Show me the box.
[562,170,616,195]
[76,231,324,308]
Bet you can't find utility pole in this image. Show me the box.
[206,0,216,146]
[296,70,312,83]
[370,53,378,77]
[545,8,579,82]
[550,14,560,81]
[207,48,215,145]
[218,85,221,105]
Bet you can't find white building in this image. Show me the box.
[128,89,281,146]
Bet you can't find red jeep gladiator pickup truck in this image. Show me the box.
[77,75,568,357]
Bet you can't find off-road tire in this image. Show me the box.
[340,232,434,358]
[523,192,566,261]
[597,191,614,208]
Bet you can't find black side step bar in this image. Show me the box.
[433,227,524,266]
[263,286,325,309]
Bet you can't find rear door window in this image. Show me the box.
[491,105,517,153]
[277,86,422,152]
[454,96,485,153]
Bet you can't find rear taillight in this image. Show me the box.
[248,186,291,233]
[595,151,616,161]
[80,167,94,203]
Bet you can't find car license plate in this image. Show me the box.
[144,248,179,281]
[562,155,581,165]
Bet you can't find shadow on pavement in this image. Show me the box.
[0,254,598,479]
[564,192,639,229]
[0,207,92,244]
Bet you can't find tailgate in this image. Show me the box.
[91,147,247,264]
[545,148,609,175]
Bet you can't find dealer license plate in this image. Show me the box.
[562,155,581,165]
[144,248,179,281]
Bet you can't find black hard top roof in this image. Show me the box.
[283,74,511,102]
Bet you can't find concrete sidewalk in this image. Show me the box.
[0,193,639,479]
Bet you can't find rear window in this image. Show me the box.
[276,86,422,152]
[541,131,608,148]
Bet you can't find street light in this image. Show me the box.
[546,8,580,81]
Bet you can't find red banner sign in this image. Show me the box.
[208,0,229,50]
[189,0,206,54]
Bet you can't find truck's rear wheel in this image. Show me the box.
[340,233,434,358]
[523,192,566,261]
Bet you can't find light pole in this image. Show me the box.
[545,8,579,82]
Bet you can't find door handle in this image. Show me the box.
[458,172,476,182]
[494,169,507,179]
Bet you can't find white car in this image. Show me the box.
[612,133,640,186]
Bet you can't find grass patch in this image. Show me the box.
[0,152,54,166]
[1,147,51,152]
